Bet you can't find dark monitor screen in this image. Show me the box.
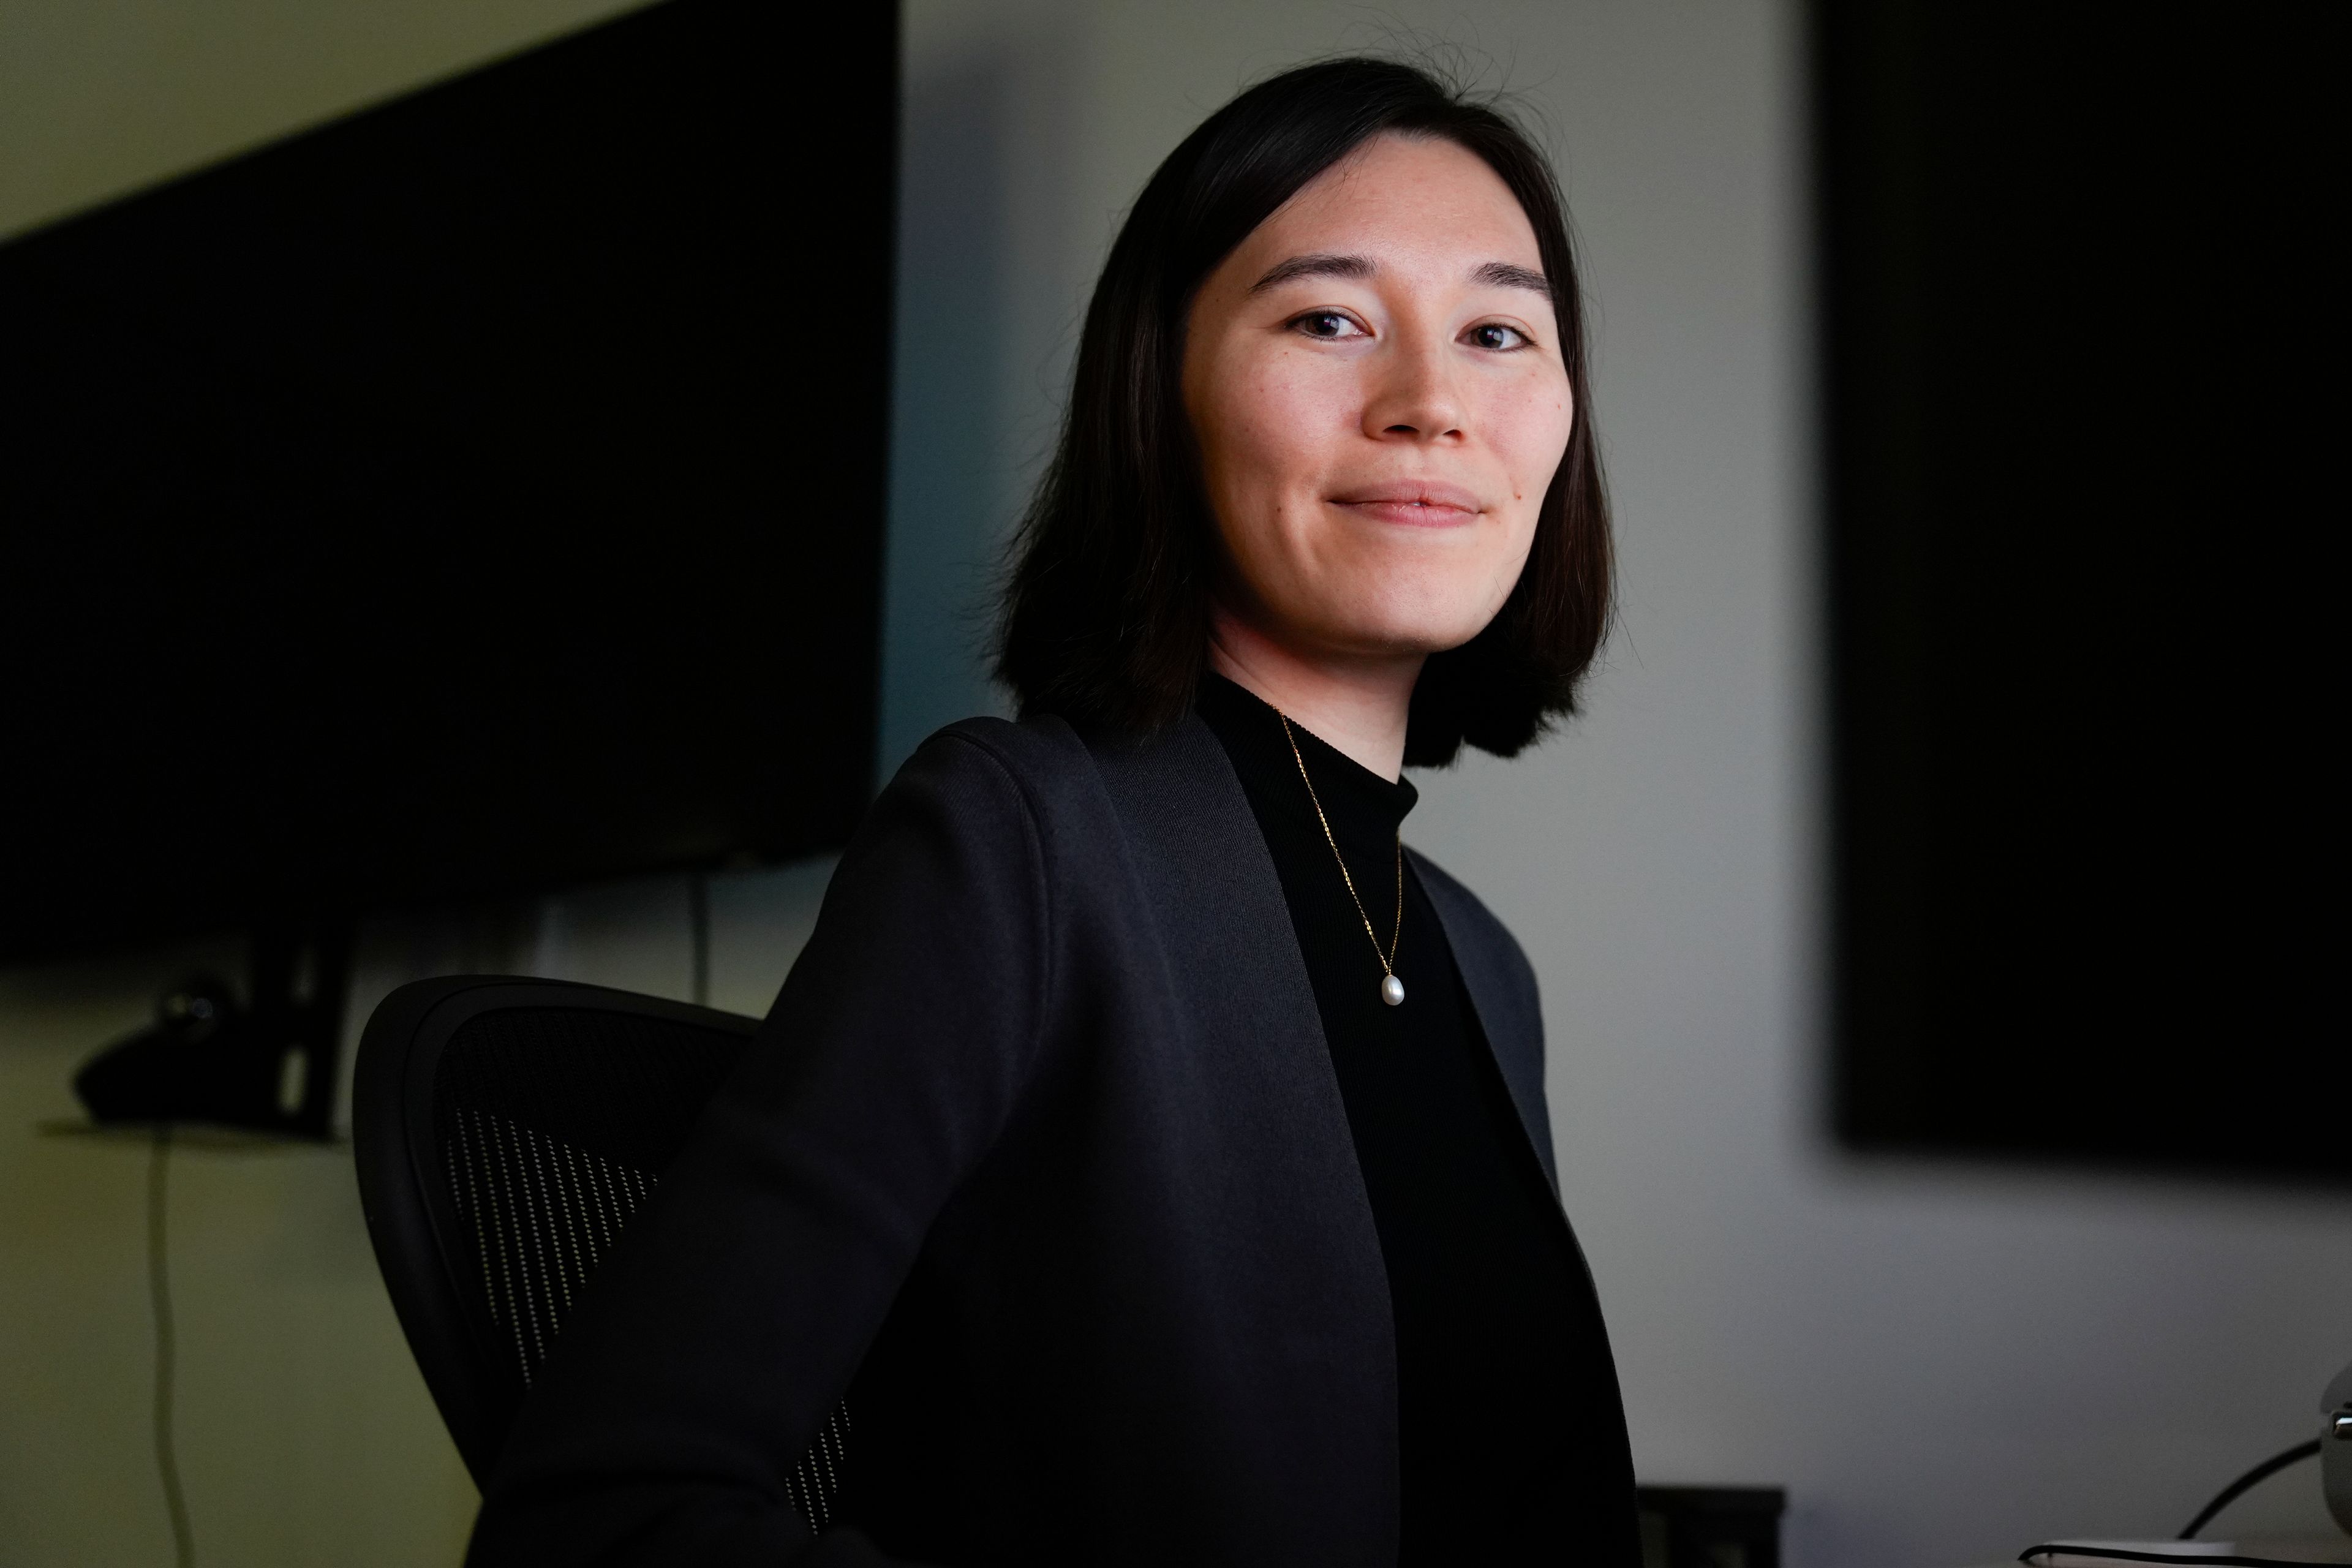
[0,0,895,963]
[1814,4,2335,1181]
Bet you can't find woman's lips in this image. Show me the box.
[1327,480,1484,527]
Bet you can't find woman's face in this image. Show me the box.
[1182,132,1574,666]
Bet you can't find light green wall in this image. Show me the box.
[1,875,829,1567]
[0,0,647,243]
[1,938,478,1567]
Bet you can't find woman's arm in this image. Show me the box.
[466,726,1056,1566]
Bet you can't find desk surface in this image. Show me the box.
[1970,1537,2352,1567]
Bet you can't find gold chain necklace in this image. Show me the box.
[1276,712,1406,1006]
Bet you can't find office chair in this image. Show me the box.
[352,975,850,1532]
[355,976,1783,1566]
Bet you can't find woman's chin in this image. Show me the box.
[1329,592,1507,655]
[1304,611,1502,662]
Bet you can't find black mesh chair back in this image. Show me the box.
[353,975,850,1531]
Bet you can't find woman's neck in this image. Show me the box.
[1206,606,1422,782]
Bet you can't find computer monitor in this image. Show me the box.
[0,0,895,965]
[0,0,896,1133]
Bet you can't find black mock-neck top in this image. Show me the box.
[1194,674,1613,1563]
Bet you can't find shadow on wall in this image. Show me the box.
[883,32,1076,774]
[884,51,1012,771]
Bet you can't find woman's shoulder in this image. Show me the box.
[900,709,1234,817]
[820,715,1115,976]
[877,712,1134,866]
[914,710,1088,773]
[892,712,1102,816]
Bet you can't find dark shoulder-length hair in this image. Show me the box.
[995,57,1611,766]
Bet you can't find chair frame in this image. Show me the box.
[352,973,759,1485]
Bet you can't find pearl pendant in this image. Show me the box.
[1380,973,1405,1007]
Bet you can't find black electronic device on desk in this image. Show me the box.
[73,941,349,1138]
[1988,1363,2352,1567]
[0,0,898,1134]
[2329,1363,2352,1536]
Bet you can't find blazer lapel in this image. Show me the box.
[1080,714,1398,1559]
[1409,848,1561,1196]
[1080,714,1382,1235]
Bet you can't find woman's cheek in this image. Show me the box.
[1533,388,1578,491]
[1486,385,1569,493]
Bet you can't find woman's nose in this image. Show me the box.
[1360,333,1465,443]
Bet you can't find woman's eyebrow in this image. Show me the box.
[1249,252,1373,292]
[1472,260,1550,295]
[1249,254,1551,296]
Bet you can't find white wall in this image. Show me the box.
[3,2,2347,1566]
[889,3,2352,1566]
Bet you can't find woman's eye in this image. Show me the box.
[1468,323,1530,351]
[1293,311,1365,341]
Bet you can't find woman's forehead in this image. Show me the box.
[1244,134,1542,274]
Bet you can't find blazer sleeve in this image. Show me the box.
[466,726,1057,1567]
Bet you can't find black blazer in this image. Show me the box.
[469,710,1626,1567]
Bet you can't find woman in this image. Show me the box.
[473,58,1635,1567]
